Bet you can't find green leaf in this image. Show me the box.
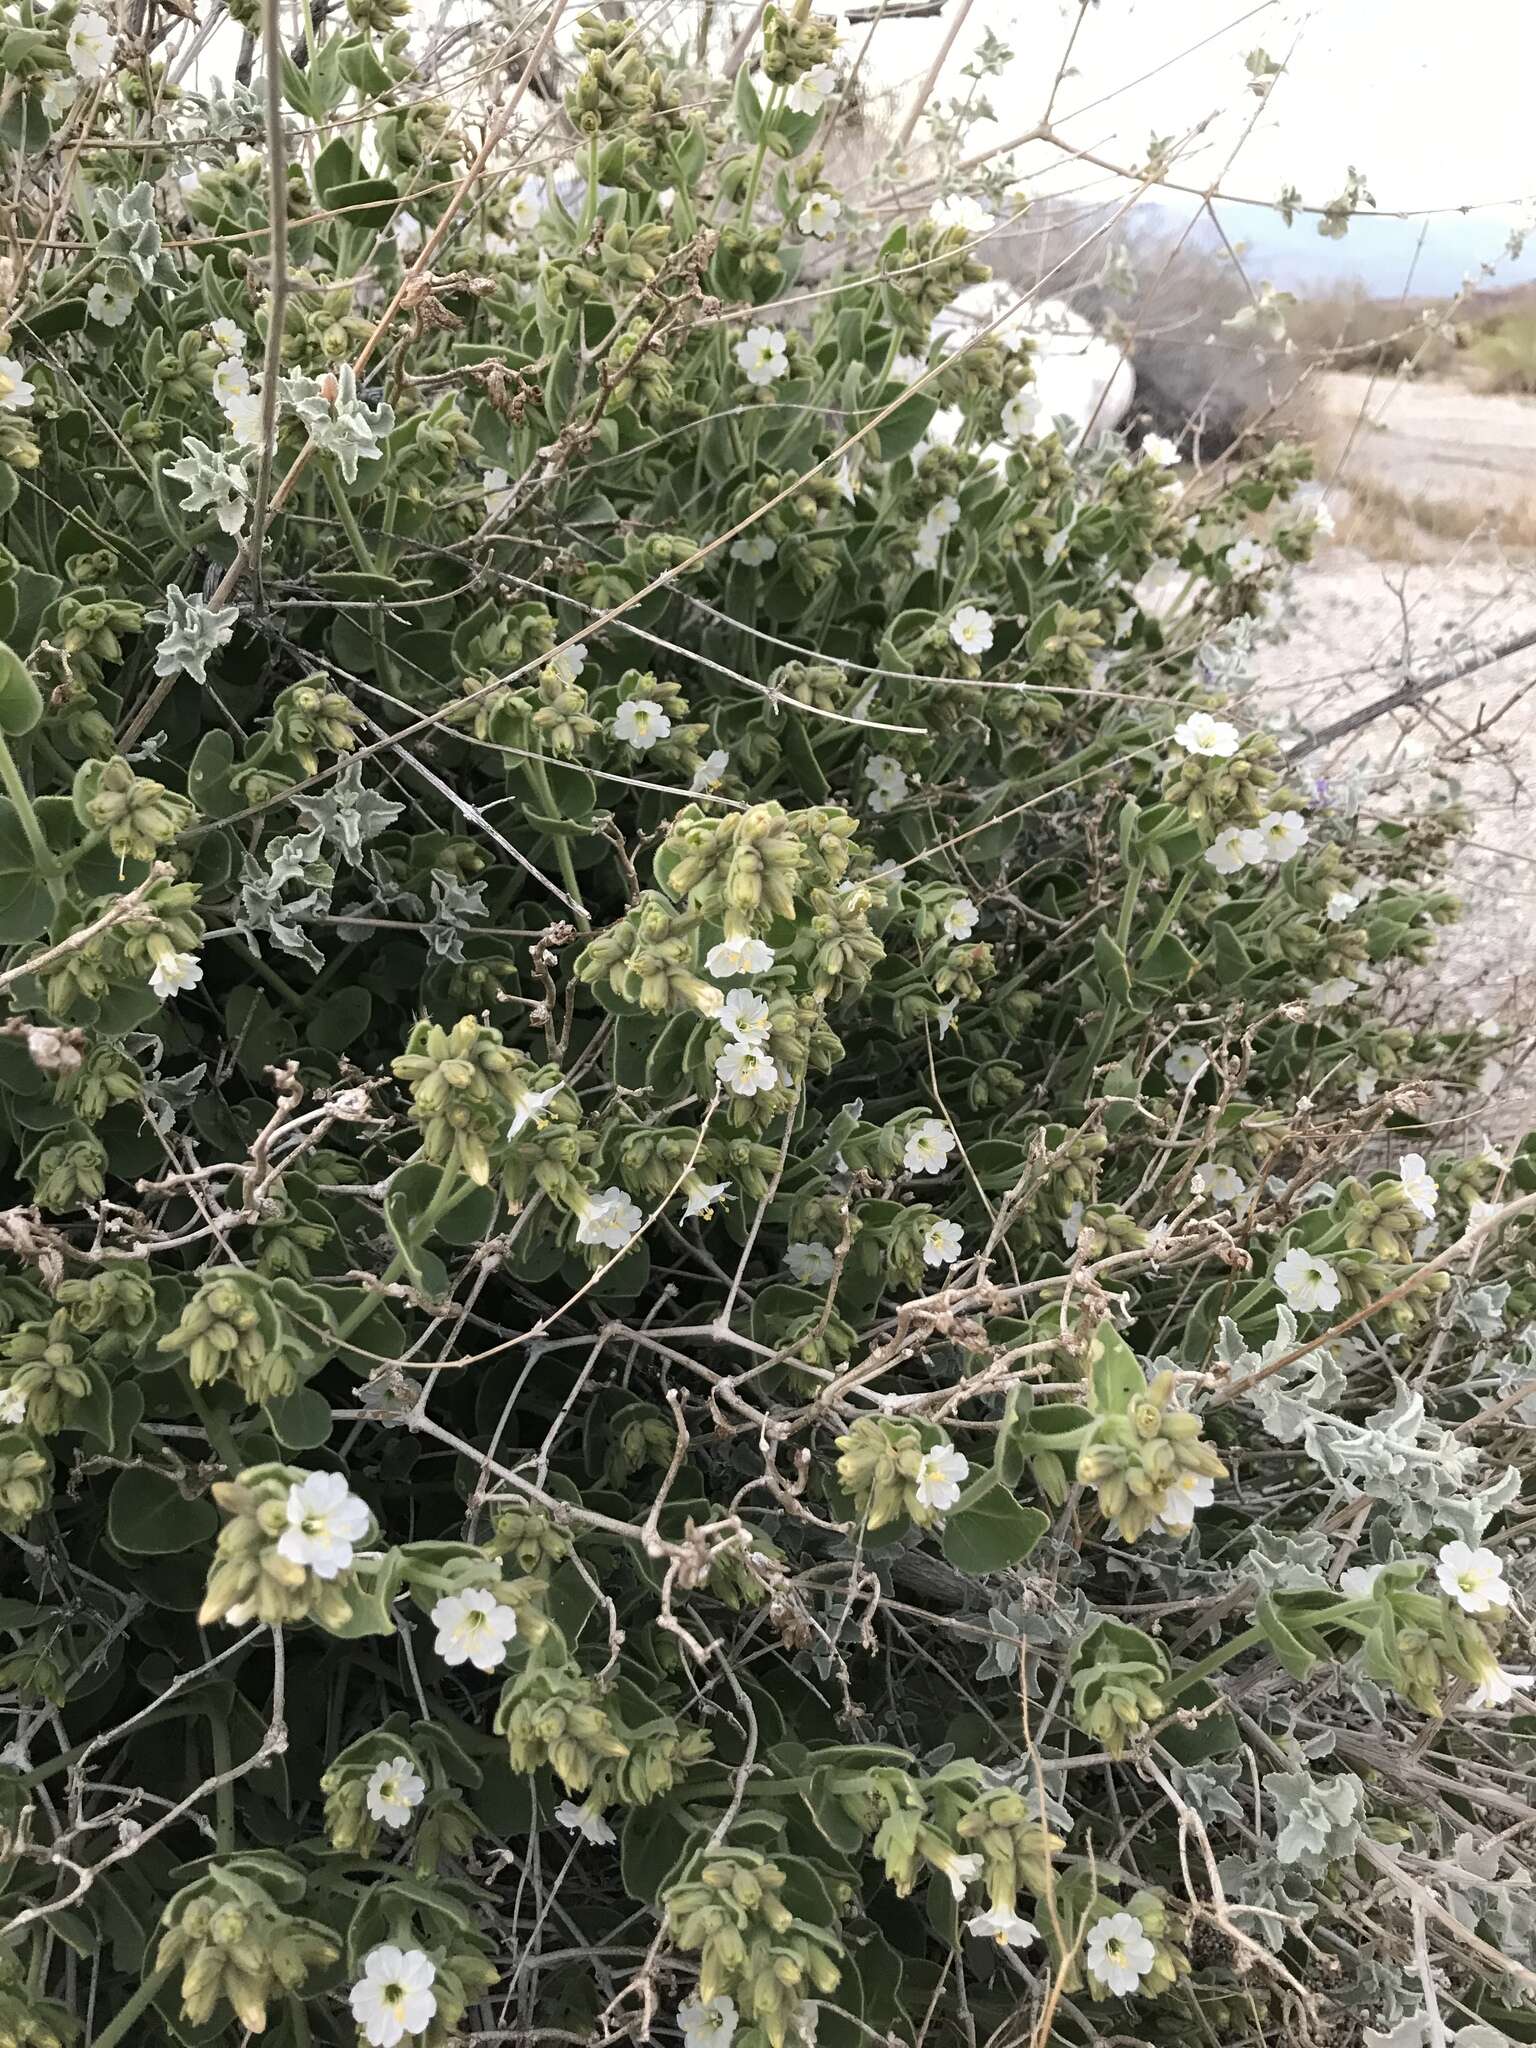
[1086,1320,1145,1415]
[940,1474,1047,1574]
[107,1469,219,1557]
[0,641,42,735]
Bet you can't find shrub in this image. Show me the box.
[0,9,1531,2048]
[1468,312,1536,393]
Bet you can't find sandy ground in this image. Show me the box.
[1315,370,1536,531]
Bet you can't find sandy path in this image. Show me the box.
[1316,371,1536,531]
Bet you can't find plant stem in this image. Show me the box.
[90,1963,176,2048]
[1167,1622,1265,1699]
[527,750,587,921]
[187,1386,246,1477]
[738,84,782,224]
[208,1708,236,1851]
[320,456,377,573]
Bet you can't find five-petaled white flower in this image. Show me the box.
[212,355,249,405]
[864,754,909,814]
[679,1993,739,2048]
[1141,432,1180,468]
[942,897,978,940]
[929,1847,983,1899]
[350,1945,438,2048]
[1466,1661,1534,1711]
[930,193,991,235]
[1254,809,1309,863]
[1164,1044,1209,1088]
[576,1187,644,1250]
[1085,1912,1156,1996]
[1397,1152,1438,1221]
[1200,1162,1246,1204]
[1204,826,1252,876]
[1172,711,1240,758]
[509,177,544,232]
[87,282,133,328]
[719,988,771,1043]
[277,1471,370,1580]
[1325,889,1358,922]
[786,1241,837,1286]
[1225,535,1266,578]
[797,192,842,238]
[612,698,671,751]
[707,937,774,978]
[1155,1470,1215,1536]
[0,1387,27,1427]
[210,317,246,356]
[1308,977,1357,1010]
[1339,1563,1386,1600]
[149,949,203,1001]
[922,1219,963,1267]
[966,1907,1039,1949]
[683,1179,729,1221]
[547,642,588,685]
[432,1587,518,1670]
[366,1755,426,1829]
[506,1083,561,1140]
[949,604,994,656]
[715,1040,781,1097]
[1273,1246,1341,1315]
[555,1798,617,1844]
[903,1118,956,1175]
[1436,1540,1509,1615]
[0,357,35,412]
[692,748,729,793]
[66,8,115,81]
[222,388,264,446]
[735,325,789,386]
[1001,388,1042,440]
[784,63,836,115]
[481,466,514,518]
[730,532,777,567]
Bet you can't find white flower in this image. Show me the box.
[1436,1541,1509,1615]
[1204,826,1252,876]
[683,1180,729,1221]
[1224,535,1266,578]
[276,1471,370,1580]
[1155,1470,1215,1536]
[1001,388,1042,440]
[903,1118,956,1175]
[915,1441,967,1512]
[366,1756,426,1829]
[149,949,202,1001]
[715,1040,781,1097]
[930,193,991,235]
[864,754,909,814]
[786,1241,836,1286]
[1325,889,1358,922]
[42,74,77,120]
[735,325,789,386]
[1172,711,1240,758]
[707,937,774,977]
[87,281,134,327]
[730,531,777,567]
[936,998,959,1040]
[509,177,545,232]
[350,1946,438,2047]
[679,1994,739,2048]
[1308,977,1357,1010]
[942,897,978,940]
[1466,1198,1502,1234]
[930,1847,983,1899]
[784,63,836,115]
[222,389,264,446]
[0,358,34,412]
[925,495,961,536]
[1141,432,1180,467]
[966,1907,1039,1948]
[66,8,115,81]
[575,1187,645,1250]
[1273,1247,1342,1315]
[506,1083,561,1140]
[1201,1162,1246,1203]
[1466,1662,1534,1711]
[719,988,771,1042]
[432,1587,519,1670]
[482,466,514,518]
[547,642,588,685]
[1164,1044,1209,1088]
[612,699,671,751]
[912,530,941,571]
[210,317,246,356]
[1397,1152,1437,1221]
[922,1219,963,1267]
[692,748,729,793]
[555,1798,616,1845]
[212,355,249,405]
[797,192,842,238]
[1339,1563,1385,1600]
[948,604,994,655]
[1061,1200,1084,1250]
[1356,1067,1378,1105]
[0,1387,27,1427]
[1085,1912,1156,1996]
[835,456,858,503]
[1253,809,1309,863]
